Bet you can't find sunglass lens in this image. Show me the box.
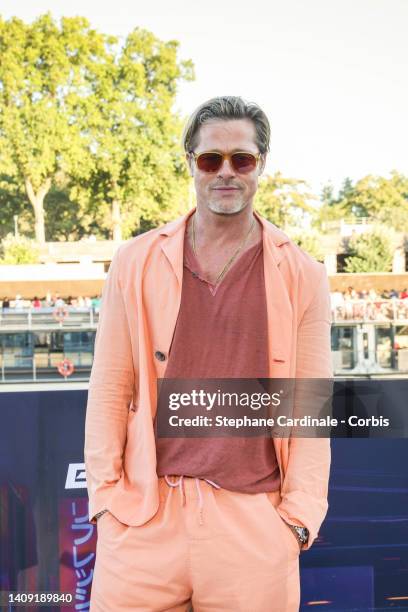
[196,153,223,173]
[231,153,257,173]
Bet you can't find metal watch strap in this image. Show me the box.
[288,524,309,544]
[94,509,108,521]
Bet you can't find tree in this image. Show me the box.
[343,172,408,230]
[321,182,335,207]
[315,173,408,233]
[255,172,316,229]
[44,175,93,241]
[286,230,325,262]
[338,177,354,202]
[0,174,27,238]
[343,226,396,273]
[314,178,353,230]
[70,28,194,240]
[0,14,115,242]
[0,15,194,242]
[0,234,40,264]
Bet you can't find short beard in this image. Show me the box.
[207,198,248,215]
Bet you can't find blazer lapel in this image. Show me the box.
[254,212,293,370]
[254,212,293,481]
[159,210,194,288]
[150,210,195,404]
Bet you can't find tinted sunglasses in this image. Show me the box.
[191,151,261,174]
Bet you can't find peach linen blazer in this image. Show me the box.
[84,208,333,552]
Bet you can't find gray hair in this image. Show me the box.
[182,96,271,155]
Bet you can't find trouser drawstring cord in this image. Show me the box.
[164,475,221,525]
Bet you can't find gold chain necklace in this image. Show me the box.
[191,213,256,285]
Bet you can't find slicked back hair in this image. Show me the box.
[182,96,270,155]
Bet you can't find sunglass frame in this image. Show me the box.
[190,150,262,173]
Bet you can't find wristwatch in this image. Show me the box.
[94,509,109,521]
[286,523,309,545]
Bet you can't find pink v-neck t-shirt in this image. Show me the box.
[155,225,281,493]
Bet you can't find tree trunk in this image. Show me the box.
[25,177,52,244]
[112,198,122,242]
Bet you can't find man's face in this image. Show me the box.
[187,119,265,215]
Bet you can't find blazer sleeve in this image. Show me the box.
[84,245,135,523]
[277,263,333,551]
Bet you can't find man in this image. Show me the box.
[85,96,333,611]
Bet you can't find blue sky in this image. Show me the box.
[2,0,407,195]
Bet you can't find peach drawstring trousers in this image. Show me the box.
[90,475,301,611]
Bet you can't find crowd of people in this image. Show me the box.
[331,287,408,321]
[332,287,408,301]
[1,287,408,322]
[1,293,102,312]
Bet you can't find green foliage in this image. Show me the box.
[45,179,96,241]
[255,172,316,229]
[286,230,325,261]
[0,174,28,238]
[344,172,408,230]
[316,173,408,232]
[314,178,353,230]
[0,14,194,241]
[0,233,40,264]
[321,182,335,206]
[0,14,117,241]
[343,226,396,273]
[69,27,194,239]
[338,177,354,202]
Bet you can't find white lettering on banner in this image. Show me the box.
[65,463,87,489]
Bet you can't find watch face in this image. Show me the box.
[296,527,309,542]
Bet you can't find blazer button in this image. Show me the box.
[155,351,166,362]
